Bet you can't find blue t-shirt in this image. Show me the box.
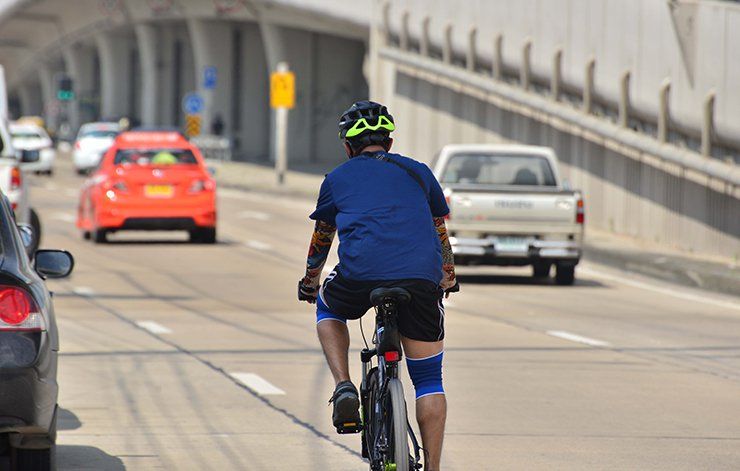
[310,152,449,283]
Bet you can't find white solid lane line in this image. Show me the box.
[547,330,611,347]
[72,286,95,297]
[580,266,740,312]
[245,240,272,251]
[230,373,286,396]
[237,210,271,221]
[136,321,172,335]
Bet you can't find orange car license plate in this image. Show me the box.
[144,185,174,198]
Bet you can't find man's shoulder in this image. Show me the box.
[387,153,433,176]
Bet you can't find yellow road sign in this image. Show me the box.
[185,114,201,137]
[271,71,295,109]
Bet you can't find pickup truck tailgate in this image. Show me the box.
[449,190,577,225]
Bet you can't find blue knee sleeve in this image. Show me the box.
[316,295,347,324]
[406,351,444,399]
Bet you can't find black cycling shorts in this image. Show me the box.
[317,270,445,342]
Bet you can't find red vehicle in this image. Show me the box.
[77,131,217,243]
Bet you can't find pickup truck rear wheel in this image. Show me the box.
[555,264,575,285]
[532,263,551,278]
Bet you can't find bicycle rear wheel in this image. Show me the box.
[387,378,410,471]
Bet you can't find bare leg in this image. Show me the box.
[317,320,351,385]
[402,337,446,471]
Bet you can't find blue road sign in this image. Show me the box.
[204,66,217,90]
[182,92,204,114]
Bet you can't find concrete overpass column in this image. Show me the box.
[38,63,60,133]
[62,44,98,133]
[16,83,34,117]
[259,21,288,164]
[187,19,233,138]
[96,32,133,120]
[134,23,159,126]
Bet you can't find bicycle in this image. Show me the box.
[358,287,422,471]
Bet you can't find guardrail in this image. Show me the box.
[381,2,740,167]
[379,46,740,193]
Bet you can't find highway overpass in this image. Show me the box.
[0,0,737,258]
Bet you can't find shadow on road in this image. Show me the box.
[54,292,194,302]
[58,408,82,431]
[57,445,126,471]
[457,273,606,287]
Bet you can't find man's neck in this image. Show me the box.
[357,145,386,155]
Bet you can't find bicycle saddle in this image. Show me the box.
[369,287,412,306]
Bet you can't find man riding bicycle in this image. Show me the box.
[298,101,457,470]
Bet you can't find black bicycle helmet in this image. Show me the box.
[338,101,395,139]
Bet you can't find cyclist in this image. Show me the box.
[298,101,457,470]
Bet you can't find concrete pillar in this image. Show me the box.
[493,34,503,80]
[17,83,34,116]
[134,23,159,126]
[618,70,631,128]
[521,39,532,90]
[551,48,562,101]
[701,90,715,157]
[96,31,133,120]
[232,23,269,160]
[62,44,98,133]
[420,17,431,57]
[37,63,60,133]
[466,27,477,72]
[583,57,596,114]
[187,18,234,137]
[657,79,671,143]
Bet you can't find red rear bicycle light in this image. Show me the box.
[0,286,43,331]
[383,351,400,362]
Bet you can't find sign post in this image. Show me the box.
[270,62,295,185]
[182,92,204,138]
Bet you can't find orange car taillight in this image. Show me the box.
[189,179,214,193]
[0,286,44,332]
[112,181,128,192]
[10,167,21,191]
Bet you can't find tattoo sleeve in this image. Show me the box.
[302,220,336,288]
[434,217,456,285]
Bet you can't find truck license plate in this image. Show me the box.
[495,237,530,252]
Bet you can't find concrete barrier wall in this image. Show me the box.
[383,0,740,151]
[374,52,740,260]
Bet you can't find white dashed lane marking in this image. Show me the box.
[237,210,271,221]
[244,240,272,251]
[136,321,172,335]
[230,373,286,396]
[72,286,96,297]
[547,330,610,347]
[52,213,76,223]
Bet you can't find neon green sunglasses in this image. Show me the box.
[343,115,396,138]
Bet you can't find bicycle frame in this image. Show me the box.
[361,296,422,470]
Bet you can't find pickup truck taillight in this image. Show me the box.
[10,167,21,191]
[576,198,585,224]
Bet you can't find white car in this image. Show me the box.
[73,122,120,174]
[9,122,56,175]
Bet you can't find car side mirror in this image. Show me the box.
[207,166,216,176]
[20,149,40,163]
[562,179,572,191]
[35,250,74,279]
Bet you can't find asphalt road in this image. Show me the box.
[31,157,740,470]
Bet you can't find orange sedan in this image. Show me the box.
[77,131,217,243]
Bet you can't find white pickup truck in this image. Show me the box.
[432,144,584,285]
[0,65,40,249]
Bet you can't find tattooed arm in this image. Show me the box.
[434,217,457,291]
[298,220,337,302]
